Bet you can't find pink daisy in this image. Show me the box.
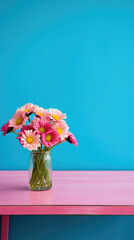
[21,103,36,115]
[33,119,51,135]
[34,106,51,120]
[49,109,66,121]
[0,122,13,136]
[9,109,28,131]
[32,116,40,122]
[20,123,34,132]
[19,130,40,151]
[53,121,69,141]
[41,129,60,147]
[17,124,34,138]
[66,132,77,146]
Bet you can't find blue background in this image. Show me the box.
[1,0,134,239]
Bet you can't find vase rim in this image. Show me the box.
[31,150,50,154]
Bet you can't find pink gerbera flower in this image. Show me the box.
[41,129,60,147]
[0,122,13,136]
[33,116,40,122]
[66,132,77,146]
[17,124,34,139]
[34,106,51,120]
[53,121,69,141]
[9,109,28,131]
[33,119,51,135]
[21,103,36,115]
[19,130,40,151]
[20,123,34,132]
[49,109,66,121]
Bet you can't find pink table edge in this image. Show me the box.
[1,205,134,215]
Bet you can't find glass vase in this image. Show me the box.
[29,151,52,191]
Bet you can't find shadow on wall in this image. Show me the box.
[0,215,131,240]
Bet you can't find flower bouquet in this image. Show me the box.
[1,103,77,191]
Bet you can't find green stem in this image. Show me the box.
[12,131,19,136]
[28,116,31,123]
[42,146,49,151]
[42,146,45,151]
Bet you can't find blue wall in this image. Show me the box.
[1,0,134,239]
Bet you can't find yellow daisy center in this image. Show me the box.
[39,127,46,133]
[24,109,30,112]
[57,127,62,135]
[36,112,44,117]
[52,114,59,120]
[16,117,23,125]
[26,136,34,144]
[45,134,52,142]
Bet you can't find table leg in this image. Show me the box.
[1,215,9,240]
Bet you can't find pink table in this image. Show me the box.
[1,171,134,240]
